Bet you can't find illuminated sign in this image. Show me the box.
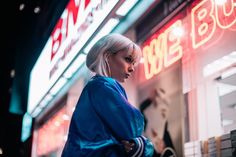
[49,0,119,82]
[191,0,236,49]
[142,20,183,80]
[28,0,119,114]
[49,0,118,79]
[142,0,236,80]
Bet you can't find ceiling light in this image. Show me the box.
[38,94,53,108]
[19,4,25,11]
[10,69,15,78]
[34,7,40,14]
[0,148,2,155]
[49,77,67,96]
[31,107,42,117]
[63,54,86,79]
[116,0,138,16]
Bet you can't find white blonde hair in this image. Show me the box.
[86,33,141,77]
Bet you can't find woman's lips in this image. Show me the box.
[125,73,130,78]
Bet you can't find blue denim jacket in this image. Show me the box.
[61,75,153,157]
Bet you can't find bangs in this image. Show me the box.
[127,44,142,64]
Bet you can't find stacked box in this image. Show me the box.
[208,136,220,157]
[201,140,208,157]
[208,137,216,153]
[220,133,231,149]
[184,141,195,157]
[183,129,236,157]
[184,141,202,157]
[221,148,235,157]
[231,130,236,146]
[220,130,236,157]
[216,136,221,157]
[194,141,202,156]
[230,130,236,156]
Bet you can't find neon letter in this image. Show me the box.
[215,0,236,29]
[164,20,183,67]
[191,0,216,49]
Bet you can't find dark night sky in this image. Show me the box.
[1,0,69,156]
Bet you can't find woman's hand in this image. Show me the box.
[121,140,135,153]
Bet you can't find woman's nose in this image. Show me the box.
[128,64,134,72]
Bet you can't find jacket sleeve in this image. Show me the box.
[89,82,154,157]
[126,136,154,157]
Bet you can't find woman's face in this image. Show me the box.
[108,48,139,82]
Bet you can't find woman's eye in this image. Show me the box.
[125,57,132,63]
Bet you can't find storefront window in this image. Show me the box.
[216,67,236,134]
[136,0,236,156]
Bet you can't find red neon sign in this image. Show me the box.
[142,20,183,79]
[48,0,116,79]
[142,0,236,80]
[50,0,91,61]
[191,0,236,49]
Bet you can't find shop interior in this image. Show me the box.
[216,66,236,134]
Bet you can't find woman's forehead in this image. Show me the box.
[120,49,139,61]
[128,45,141,58]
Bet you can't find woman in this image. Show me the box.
[61,33,154,157]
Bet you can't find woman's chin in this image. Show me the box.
[118,78,125,83]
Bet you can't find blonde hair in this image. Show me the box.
[86,33,141,77]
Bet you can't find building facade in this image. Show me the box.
[25,0,236,156]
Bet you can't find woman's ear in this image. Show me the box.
[104,54,109,62]
[105,52,112,63]
[104,53,111,76]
